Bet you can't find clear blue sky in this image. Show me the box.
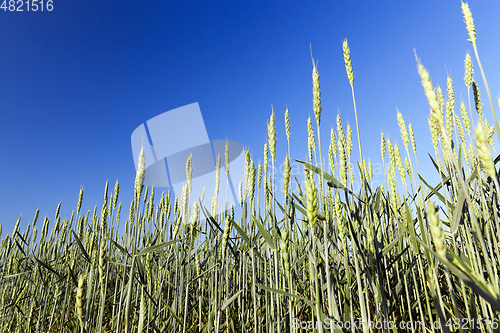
[1,0,499,234]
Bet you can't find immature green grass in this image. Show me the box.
[2,2,500,332]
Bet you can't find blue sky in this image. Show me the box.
[1,0,499,234]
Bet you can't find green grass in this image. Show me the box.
[2,2,500,332]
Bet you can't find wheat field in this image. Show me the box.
[1,2,500,332]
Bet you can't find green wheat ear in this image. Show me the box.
[395,144,405,185]
[343,39,353,85]
[380,132,386,161]
[284,106,290,140]
[462,1,476,44]
[307,116,316,163]
[475,122,496,179]
[283,156,291,198]
[280,226,290,282]
[304,171,318,230]
[343,38,363,166]
[462,1,500,144]
[445,76,455,141]
[211,153,221,218]
[464,52,473,89]
[267,107,276,161]
[397,109,409,152]
[76,188,84,216]
[428,200,446,258]
[310,46,322,126]
[221,213,231,259]
[408,123,417,154]
[76,274,85,329]
[134,145,145,202]
[263,142,268,181]
[330,127,337,159]
[285,106,291,157]
[455,113,466,144]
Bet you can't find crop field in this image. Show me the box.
[2,2,500,332]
